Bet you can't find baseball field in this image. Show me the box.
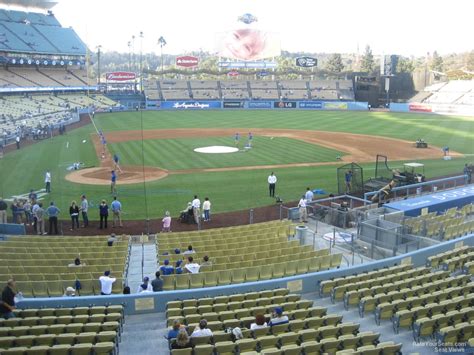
[1,110,473,221]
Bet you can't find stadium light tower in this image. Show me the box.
[158,36,167,79]
[139,31,144,93]
[127,41,132,71]
[96,45,102,85]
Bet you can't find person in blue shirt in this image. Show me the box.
[268,307,289,326]
[46,201,60,235]
[159,260,174,275]
[111,196,122,227]
[110,170,117,194]
[175,260,183,274]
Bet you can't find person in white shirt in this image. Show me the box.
[250,314,268,330]
[191,195,201,224]
[44,170,51,193]
[136,276,153,293]
[268,172,277,197]
[202,197,211,221]
[183,245,195,255]
[305,187,314,203]
[298,195,308,223]
[185,256,200,274]
[191,319,213,337]
[99,271,116,295]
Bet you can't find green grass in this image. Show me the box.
[0,110,472,221]
[110,136,344,170]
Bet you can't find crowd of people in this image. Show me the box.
[0,192,125,234]
[165,306,289,349]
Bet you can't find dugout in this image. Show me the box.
[337,162,363,195]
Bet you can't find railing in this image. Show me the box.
[363,175,467,203]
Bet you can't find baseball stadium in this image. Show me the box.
[0,1,473,354]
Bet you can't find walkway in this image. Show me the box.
[126,242,158,294]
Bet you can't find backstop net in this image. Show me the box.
[337,162,364,195]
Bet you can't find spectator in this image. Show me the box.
[305,187,314,203]
[99,271,116,296]
[171,330,191,349]
[203,197,211,222]
[35,202,46,235]
[107,233,117,247]
[136,277,153,293]
[151,271,163,292]
[68,256,85,267]
[0,197,7,224]
[0,279,17,319]
[268,307,289,326]
[162,211,171,232]
[175,260,184,274]
[174,248,181,254]
[250,314,268,330]
[185,256,200,274]
[99,200,109,229]
[28,189,37,203]
[183,245,195,255]
[191,195,201,224]
[111,196,123,227]
[123,286,131,295]
[63,287,76,297]
[298,195,308,223]
[159,260,174,275]
[80,195,89,227]
[46,201,60,235]
[191,319,213,337]
[167,319,184,340]
[69,201,80,231]
[201,255,212,266]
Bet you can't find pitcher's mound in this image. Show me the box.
[65,166,168,185]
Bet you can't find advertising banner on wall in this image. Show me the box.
[324,102,348,110]
[409,103,432,113]
[299,101,323,109]
[106,72,137,81]
[248,101,272,109]
[219,61,277,69]
[161,101,222,109]
[274,101,297,109]
[176,56,199,68]
[223,101,245,108]
[295,57,317,67]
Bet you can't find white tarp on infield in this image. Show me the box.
[194,146,239,154]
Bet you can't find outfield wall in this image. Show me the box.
[17,233,474,315]
[390,102,474,116]
[146,100,368,111]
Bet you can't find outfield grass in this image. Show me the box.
[0,110,472,220]
[110,136,344,170]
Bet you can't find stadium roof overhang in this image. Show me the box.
[0,0,57,10]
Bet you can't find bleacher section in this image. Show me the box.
[160,80,190,100]
[419,80,474,105]
[0,304,122,354]
[403,204,474,240]
[0,235,130,297]
[220,80,249,100]
[0,93,117,138]
[144,79,354,102]
[156,221,342,290]
[278,81,309,100]
[0,9,86,55]
[189,81,220,100]
[318,247,474,352]
[252,81,279,100]
[165,288,400,354]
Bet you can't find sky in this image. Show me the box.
[48,0,473,56]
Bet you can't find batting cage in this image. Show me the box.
[337,162,364,195]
